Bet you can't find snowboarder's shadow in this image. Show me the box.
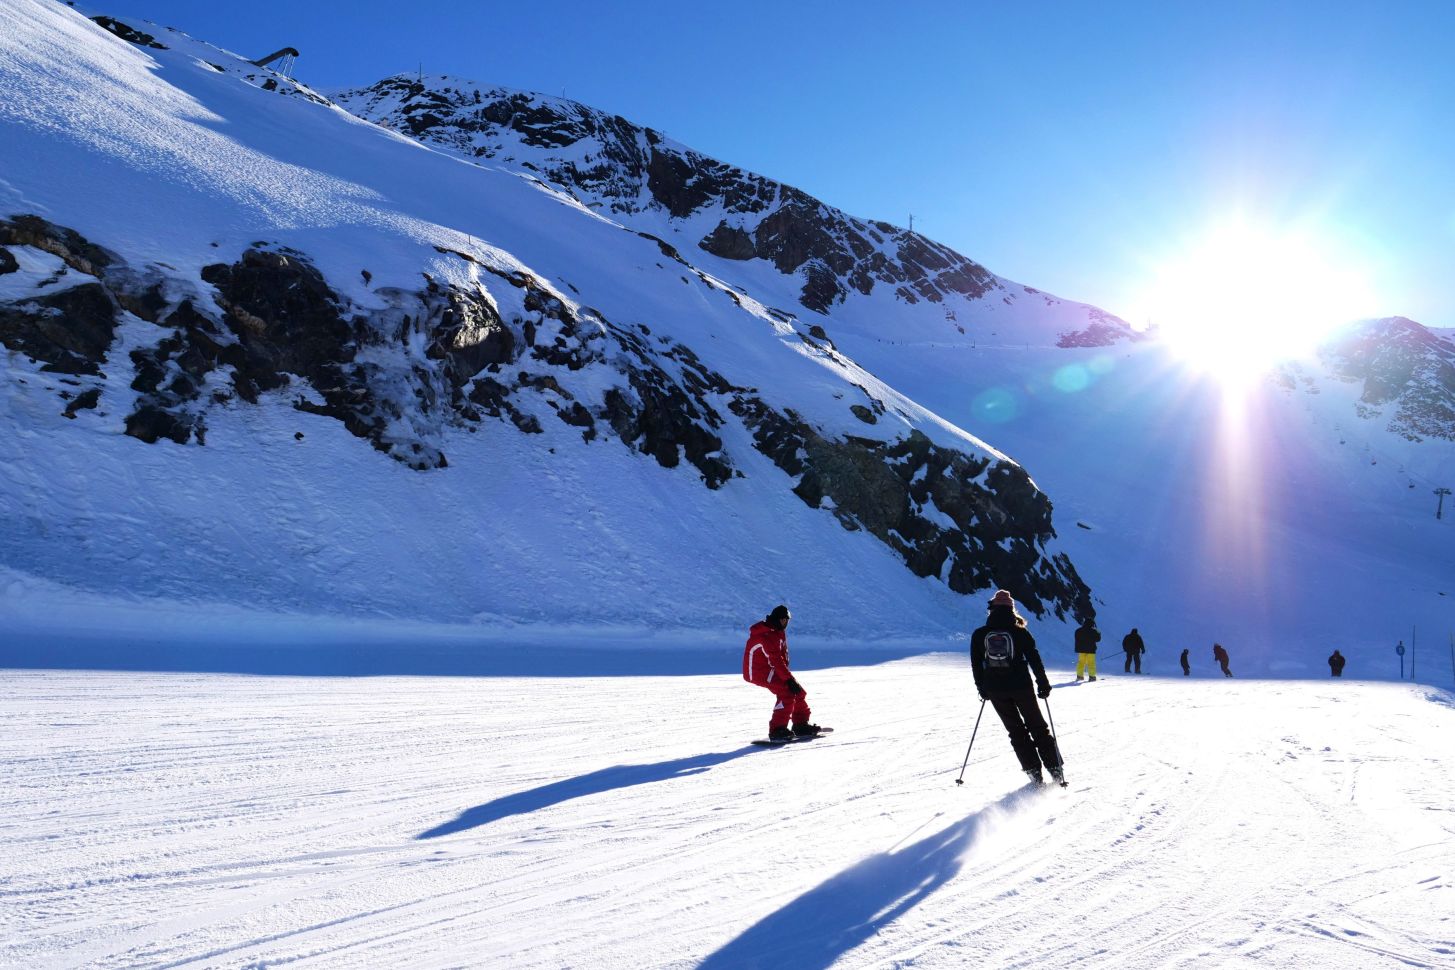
[416,748,758,839]
[697,786,1040,970]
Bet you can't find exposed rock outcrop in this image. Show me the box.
[728,397,1092,619]
[334,80,1010,316]
[1317,318,1455,442]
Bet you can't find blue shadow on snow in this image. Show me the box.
[417,748,758,839]
[696,785,1041,970]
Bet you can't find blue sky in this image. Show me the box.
[86,0,1454,327]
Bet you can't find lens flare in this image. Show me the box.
[1133,220,1379,385]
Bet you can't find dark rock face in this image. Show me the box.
[201,250,355,396]
[1,214,116,277]
[0,281,116,375]
[63,387,101,418]
[1056,307,1143,348]
[89,16,167,50]
[729,399,1093,620]
[601,327,736,489]
[333,80,1009,315]
[699,222,756,261]
[0,247,18,275]
[1317,318,1455,441]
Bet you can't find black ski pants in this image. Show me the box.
[989,690,1060,773]
[1124,651,1141,673]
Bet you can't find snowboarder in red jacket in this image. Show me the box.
[743,605,821,741]
[1213,642,1233,677]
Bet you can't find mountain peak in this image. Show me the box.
[334,76,1124,329]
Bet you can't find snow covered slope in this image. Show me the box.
[0,0,1094,643]
[334,75,1455,673]
[4,659,1453,968]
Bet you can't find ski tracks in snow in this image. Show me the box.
[2,658,1453,968]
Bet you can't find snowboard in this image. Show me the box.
[751,727,834,747]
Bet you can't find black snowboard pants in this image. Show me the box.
[989,690,1061,773]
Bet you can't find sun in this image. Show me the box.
[1134,221,1378,384]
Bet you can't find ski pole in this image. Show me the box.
[1042,695,1064,770]
[955,700,987,786]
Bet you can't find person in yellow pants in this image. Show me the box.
[1074,617,1100,682]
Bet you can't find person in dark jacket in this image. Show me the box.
[1213,642,1232,677]
[1328,650,1346,677]
[1123,628,1146,673]
[1179,648,1191,676]
[743,605,821,740]
[971,589,1062,785]
[1073,618,1100,682]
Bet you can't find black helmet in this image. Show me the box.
[768,604,791,624]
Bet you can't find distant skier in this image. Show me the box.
[1328,650,1346,677]
[971,590,1063,785]
[1122,628,1146,674]
[1179,648,1191,676]
[1073,617,1100,682]
[743,605,822,741]
[1213,642,1233,677]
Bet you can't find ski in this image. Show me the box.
[750,727,834,747]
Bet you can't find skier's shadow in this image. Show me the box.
[697,786,1039,970]
[416,748,756,839]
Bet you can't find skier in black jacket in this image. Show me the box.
[970,589,1062,786]
[1123,628,1146,673]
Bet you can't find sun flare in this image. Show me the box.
[1135,222,1378,383]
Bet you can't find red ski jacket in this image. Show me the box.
[743,620,791,685]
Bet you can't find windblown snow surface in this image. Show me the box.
[3,658,1454,968]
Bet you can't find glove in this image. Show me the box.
[785,677,804,696]
[978,693,988,702]
[1037,682,1052,699]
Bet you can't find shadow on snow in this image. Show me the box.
[416,748,759,839]
[696,786,1041,970]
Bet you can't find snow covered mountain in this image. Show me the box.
[330,77,1455,674]
[331,75,1132,345]
[1,1,1451,674]
[0,0,1100,645]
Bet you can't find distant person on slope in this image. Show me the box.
[1074,617,1100,682]
[1213,642,1233,677]
[1180,648,1191,676]
[971,590,1063,785]
[1123,628,1146,673]
[743,605,821,741]
[1328,650,1346,677]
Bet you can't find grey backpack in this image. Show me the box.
[984,630,1016,668]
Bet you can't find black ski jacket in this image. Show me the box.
[1074,623,1101,654]
[971,607,1051,698]
[1123,631,1145,655]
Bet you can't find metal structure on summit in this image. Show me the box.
[250,47,300,77]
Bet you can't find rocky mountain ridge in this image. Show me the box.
[332,75,1133,346]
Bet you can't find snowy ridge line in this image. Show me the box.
[331,72,1138,348]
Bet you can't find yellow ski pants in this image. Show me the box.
[1075,653,1097,679]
